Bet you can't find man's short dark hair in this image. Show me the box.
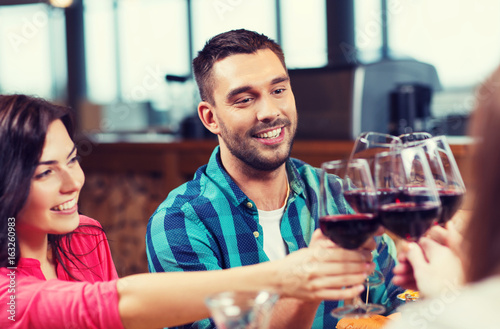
[192,29,286,105]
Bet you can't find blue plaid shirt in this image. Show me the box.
[146,146,404,329]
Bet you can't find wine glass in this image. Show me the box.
[350,132,404,237]
[349,132,403,177]
[403,136,466,225]
[205,290,279,329]
[374,147,442,242]
[399,131,432,144]
[319,158,386,318]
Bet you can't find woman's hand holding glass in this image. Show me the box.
[392,224,465,295]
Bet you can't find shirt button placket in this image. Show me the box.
[245,201,258,238]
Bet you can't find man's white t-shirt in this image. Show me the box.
[258,205,288,261]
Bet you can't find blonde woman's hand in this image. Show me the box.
[402,238,464,298]
[393,221,465,291]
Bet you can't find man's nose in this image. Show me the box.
[256,96,280,122]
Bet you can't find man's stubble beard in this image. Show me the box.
[218,118,297,172]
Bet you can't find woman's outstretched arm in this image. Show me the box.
[118,232,372,329]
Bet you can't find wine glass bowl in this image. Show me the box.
[320,159,380,250]
[399,131,432,144]
[350,132,403,176]
[403,136,466,225]
[375,148,441,242]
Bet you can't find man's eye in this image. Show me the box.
[273,88,285,95]
[236,97,252,104]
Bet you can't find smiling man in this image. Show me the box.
[146,29,403,329]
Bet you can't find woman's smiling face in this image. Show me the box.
[16,119,84,237]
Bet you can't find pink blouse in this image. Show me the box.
[0,215,124,329]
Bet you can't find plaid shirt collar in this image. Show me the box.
[205,145,306,207]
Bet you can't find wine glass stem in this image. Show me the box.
[352,296,365,308]
[366,281,370,305]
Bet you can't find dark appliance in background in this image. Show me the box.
[289,60,442,140]
[163,74,214,139]
[389,83,433,136]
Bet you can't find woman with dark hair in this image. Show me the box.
[0,95,85,274]
[385,65,500,329]
[0,94,375,329]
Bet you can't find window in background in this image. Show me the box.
[354,0,383,63]
[0,4,66,100]
[388,0,500,90]
[84,0,191,131]
[354,0,500,124]
[84,0,117,104]
[117,0,190,130]
[83,0,333,132]
[117,0,189,103]
[279,0,327,68]
[191,0,277,55]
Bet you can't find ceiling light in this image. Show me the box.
[49,0,74,8]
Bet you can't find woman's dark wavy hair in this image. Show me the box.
[0,94,103,280]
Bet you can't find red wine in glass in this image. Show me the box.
[376,188,402,204]
[379,202,440,241]
[319,214,380,250]
[438,190,464,225]
[402,135,466,225]
[343,190,377,214]
[320,158,386,318]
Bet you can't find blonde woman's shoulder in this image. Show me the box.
[385,275,500,329]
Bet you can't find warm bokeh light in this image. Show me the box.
[49,0,74,8]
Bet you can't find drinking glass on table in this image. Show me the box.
[374,148,442,242]
[319,158,386,318]
[205,290,279,329]
[403,136,466,225]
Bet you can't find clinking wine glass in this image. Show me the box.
[350,132,405,232]
[349,132,403,176]
[399,131,432,144]
[319,158,386,318]
[403,135,466,225]
[374,147,441,242]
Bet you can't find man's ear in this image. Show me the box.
[198,101,220,134]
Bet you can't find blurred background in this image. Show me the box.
[2,0,498,138]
